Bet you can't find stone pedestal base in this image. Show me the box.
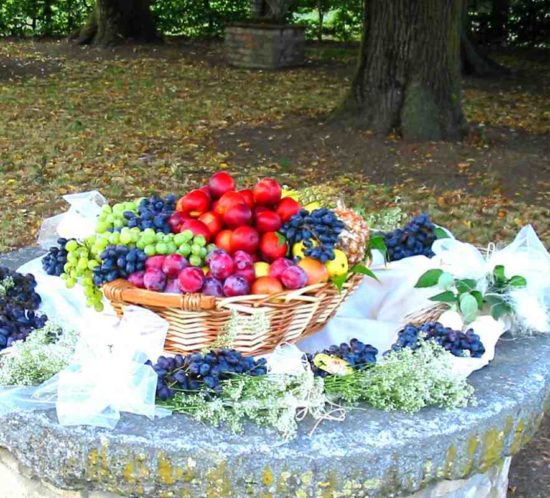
[0,446,511,498]
[406,457,511,498]
[225,23,305,69]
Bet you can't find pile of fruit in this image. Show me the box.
[57,172,370,309]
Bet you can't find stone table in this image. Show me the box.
[0,248,549,498]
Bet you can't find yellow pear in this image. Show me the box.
[254,261,270,278]
[325,249,349,277]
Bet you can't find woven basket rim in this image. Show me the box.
[102,273,363,310]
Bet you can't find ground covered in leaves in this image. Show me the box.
[0,39,548,252]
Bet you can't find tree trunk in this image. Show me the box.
[337,0,467,141]
[77,0,159,46]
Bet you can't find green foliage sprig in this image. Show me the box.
[0,323,78,386]
[415,265,527,322]
[324,340,474,413]
[160,371,327,441]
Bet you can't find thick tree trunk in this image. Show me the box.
[77,0,159,46]
[337,0,467,141]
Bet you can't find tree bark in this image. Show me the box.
[77,0,159,46]
[337,0,467,141]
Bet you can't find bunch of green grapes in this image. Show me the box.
[135,229,213,267]
[61,239,104,311]
[95,201,139,233]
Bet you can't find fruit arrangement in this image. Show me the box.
[0,267,47,350]
[59,171,371,309]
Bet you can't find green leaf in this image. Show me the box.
[330,274,347,292]
[485,293,506,306]
[367,235,387,260]
[490,302,513,320]
[470,290,484,310]
[429,290,457,304]
[459,293,479,322]
[434,226,450,239]
[275,232,287,245]
[350,264,380,282]
[415,269,443,288]
[493,265,506,283]
[509,275,527,288]
[455,278,477,294]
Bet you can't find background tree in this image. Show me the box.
[77,0,159,46]
[461,0,509,76]
[337,0,467,141]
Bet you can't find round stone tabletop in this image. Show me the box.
[0,248,549,497]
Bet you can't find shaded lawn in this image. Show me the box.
[0,38,549,252]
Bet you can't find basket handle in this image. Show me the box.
[103,279,217,311]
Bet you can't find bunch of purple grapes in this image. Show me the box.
[92,245,147,286]
[392,321,485,358]
[307,338,378,377]
[152,349,268,401]
[0,267,47,350]
[41,238,73,276]
[280,208,345,263]
[123,194,177,233]
[383,214,436,261]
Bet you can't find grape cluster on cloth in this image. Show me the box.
[0,267,47,349]
[124,195,177,233]
[392,321,486,358]
[384,213,436,261]
[93,245,147,286]
[307,338,378,377]
[41,238,73,276]
[280,208,345,263]
[152,349,268,401]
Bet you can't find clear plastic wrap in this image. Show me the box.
[37,191,107,248]
[0,306,169,429]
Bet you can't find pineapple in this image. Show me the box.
[296,183,339,210]
[334,203,370,265]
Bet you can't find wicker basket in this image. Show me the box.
[103,274,363,356]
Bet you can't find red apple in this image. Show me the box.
[276,197,302,222]
[168,211,190,233]
[208,171,236,199]
[254,205,270,217]
[259,232,288,261]
[224,203,252,228]
[215,191,246,216]
[253,178,282,206]
[198,211,223,237]
[255,210,282,233]
[231,226,260,254]
[176,189,211,217]
[199,185,212,200]
[215,229,234,254]
[179,219,211,241]
[239,189,255,208]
